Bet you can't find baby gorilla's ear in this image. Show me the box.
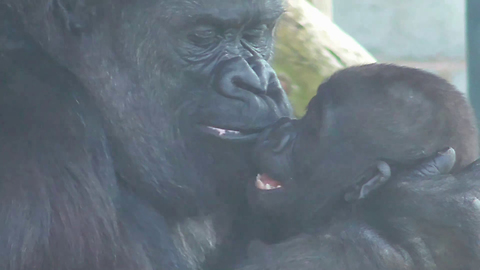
[344,161,392,203]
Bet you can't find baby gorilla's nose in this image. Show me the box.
[272,133,292,153]
[256,117,296,154]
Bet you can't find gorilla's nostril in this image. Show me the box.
[272,134,291,153]
[233,77,266,95]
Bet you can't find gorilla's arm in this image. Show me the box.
[237,150,480,270]
[0,32,125,268]
[0,35,186,270]
[237,224,413,270]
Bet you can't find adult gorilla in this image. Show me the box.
[1,0,291,269]
[0,1,479,270]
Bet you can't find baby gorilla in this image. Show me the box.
[243,63,480,269]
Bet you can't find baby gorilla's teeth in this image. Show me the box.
[255,174,283,190]
[255,177,266,189]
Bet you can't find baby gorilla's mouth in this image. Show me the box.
[255,173,283,190]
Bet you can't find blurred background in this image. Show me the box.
[334,0,467,94]
[276,0,474,117]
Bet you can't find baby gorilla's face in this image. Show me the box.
[248,95,369,223]
[248,117,299,217]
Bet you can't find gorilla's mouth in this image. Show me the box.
[199,125,262,142]
[255,173,283,190]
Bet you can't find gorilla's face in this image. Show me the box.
[107,0,292,143]
[11,0,292,214]
[16,0,292,145]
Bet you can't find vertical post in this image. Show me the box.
[467,0,480,121]
[310,0,333,20]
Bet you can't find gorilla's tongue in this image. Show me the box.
[255,174,283,190]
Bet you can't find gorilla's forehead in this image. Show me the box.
[161,0,285,25]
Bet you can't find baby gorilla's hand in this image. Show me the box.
[344,149,456,203]
[363,147,480,269]
[403,147,456,179]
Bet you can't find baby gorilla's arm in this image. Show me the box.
[238,148,480,270]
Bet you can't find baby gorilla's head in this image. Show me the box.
[248,64,479,235]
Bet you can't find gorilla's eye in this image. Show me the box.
[188,26,218,47]
[243,24,268,43]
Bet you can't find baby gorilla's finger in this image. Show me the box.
[410,147,456,178]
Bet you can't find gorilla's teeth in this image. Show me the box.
[207,126,241,136]
[226,130,241,135]
[208,127,227,135]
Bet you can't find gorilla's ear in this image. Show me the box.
[53,0,99,35]
[344,161,392,203]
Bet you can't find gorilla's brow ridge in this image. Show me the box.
[167,2,285,27]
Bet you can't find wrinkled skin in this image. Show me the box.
[240,64,480,269]
[1,1,291,269]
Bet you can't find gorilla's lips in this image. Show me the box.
[255,173,283,190]
[199,125,262,142]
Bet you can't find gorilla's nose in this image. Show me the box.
[212,57,267,99]
[232,65,267,95]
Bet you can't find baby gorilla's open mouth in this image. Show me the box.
[255,173,283,190]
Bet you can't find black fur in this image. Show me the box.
[0,1,292,269]
[241,64,480,269]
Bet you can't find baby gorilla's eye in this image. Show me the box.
[188,26,218,47]
[242,24,268,44]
